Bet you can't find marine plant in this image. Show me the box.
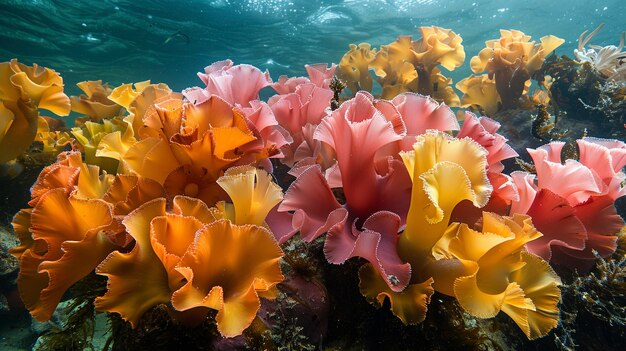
[468,29,564,112]
[509,138,626,269]
[337,26,464,106]
[0,59,70,164]
[70,80,123,122]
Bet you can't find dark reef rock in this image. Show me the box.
[538,55,626,139]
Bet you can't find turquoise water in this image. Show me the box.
[1,0,624,93]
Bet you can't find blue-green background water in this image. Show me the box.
[1,0,624,96]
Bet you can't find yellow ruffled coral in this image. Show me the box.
[216,165,283,225]
[440,213,561,339]
[107,80,151,109]
[71,118,128,173]
[0,99,40,163]
[456,74,501,116]
[71,80,122,120]
[339,27,464,104]
[412,26,466,71]
[0,59,70,163]
[399,130,492,257]
[359,130,560,339]
[35,116,72,155]
[171,218,283,337]
[0,59,70,116]
[470,29,564,108]
[337,43,377,94]
[358,130,492,324]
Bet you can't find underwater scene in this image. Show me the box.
[1,0,625,350]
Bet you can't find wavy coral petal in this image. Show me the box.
[358,263,434,324]
[502,252,561,340]
[171,220,283,337]
[70,80,121,119]
[108,80,151,109]
[457,112,518,172]
[95,199,171,327]
[36,226,116,321]
[10,209,34,258]
[337,43,375,93]
[400,131,492,266]
[0,99,39,163]
[172,195,222,224]
[16,251,48,319]
[217,165,283,225]
[8,60,70,116]
[29,155,82,207]
[454,274,517,319]
[125,84,173,135]
[150,214,203,291]
[305,63,336,88]
[392,93,459,138]
[529,146,601,204]
[325,211,411,291]
[123,137,180,184]
[314,92,405,219]
[278,165,344,243]
[525,189,587,261]
[74,163,113,200]
[197,61,272,107]
[23,190,114,321]
[104,175,165,216]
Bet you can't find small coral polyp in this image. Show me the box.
[575,24,626,83]
[5,24,626,345]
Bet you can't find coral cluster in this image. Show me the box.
[9,61,294,338]
[4,24,626,349]
[338,26,464,105]
[467,29,564,112]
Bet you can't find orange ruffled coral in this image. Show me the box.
[119,95,267,208]
[172,219,283,337]
[19,189,115,321]
[95,196,283,337]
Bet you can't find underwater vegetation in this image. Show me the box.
[1,24,626,350]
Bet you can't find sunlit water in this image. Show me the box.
[1,0,624,95]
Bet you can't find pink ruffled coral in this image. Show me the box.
[271,63,336,94]
[183,59,272,108]
[510,138,626,268]
[268,64,336,166]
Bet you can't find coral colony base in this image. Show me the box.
[0,25,625,350]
